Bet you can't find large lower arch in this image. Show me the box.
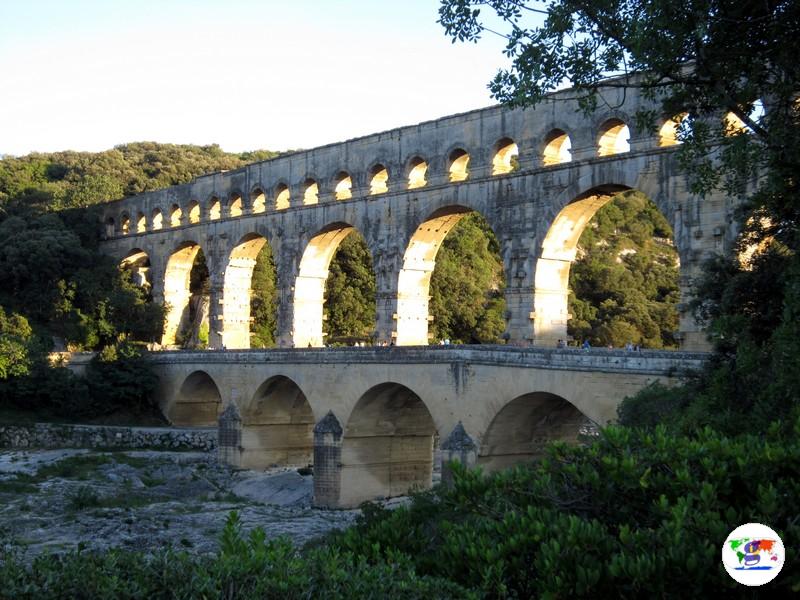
[395,205,473,345]
[167,370,222,426]
[162,241,203,346]
[339,383,437,507]
[533,185,681,347]
[222,233,269,349]
[239,376,314,469]
[293,223,371,348]
[478,392,589,473]
[120,248,152,290]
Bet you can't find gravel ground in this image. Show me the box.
[0,449,359,558]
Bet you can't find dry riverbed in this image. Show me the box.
[0,449,360,558]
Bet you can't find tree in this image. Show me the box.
[324,234,377,343]
[440,0,800,431]
[0,307,33,379]
[250,243,278,348]
[429,213,506,344]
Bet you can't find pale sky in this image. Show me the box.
[0,0,511,156]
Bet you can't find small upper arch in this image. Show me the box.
[151,208,163,230]
[229,191,244,217]
[250,186,266,213]
[333,171,353,200]
[303,177,319,205]
[368,162,389,195]
[208,195,222,220]
[658,113,688,147]
[542,129,572,166]
[169,203,182,227]
[447,147,470,182]
[275,181,291,210]
[119,212,131,235]
[135,211,146,233]
[406,155,428,189]
[597,118,630,156]
[187,200,201,224]
[492,137,519,175]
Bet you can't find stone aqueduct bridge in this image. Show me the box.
[149,346,706,508]
[93,85,728,506]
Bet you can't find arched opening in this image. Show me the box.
[151,208,163,230]
[334,172,352,200]
[275,184,290,210]
[170,204,182,227]
[478,392,589,473]
[162,241,207,347]
[240,376,314,469]
[448,148,470,182]
[492,138,519,175]
[542,129,572,166]
[369,164,389,195]
[221,233,278,349]
[120,248,152,290]
[293,223,375,348]
[533,188,680,348]
[303,179,319,205]
[105,217,115,238]
[407,157,428,189]
[209,197,222,220]
[659,114,687,147]
[135,212,146,233]
[120,214,130,235]
[168,370,222,426]
[597,119,630,156]
[340,382,436,507]
[396,206,506,346]
[251,188,266,213]
[188,200,200,224]
[229,193,243,217]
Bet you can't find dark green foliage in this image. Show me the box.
[0,308,33,379]
[0,512,472,599]
[429,213,506,344]
[0,142,280,214]
[250,243,278,348]
[331,422,800,597]
[569,191,679,348]
[324,234,376,344]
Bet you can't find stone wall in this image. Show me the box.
[0,423,216,451]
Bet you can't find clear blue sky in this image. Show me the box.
[0,0,510,156]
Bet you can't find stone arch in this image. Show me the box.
[492,137,519,175]
[478,392,589,473]
[333,171,353,200]
[447,147,470,182]
[532,182,680,347]
[275,182,290,210]
[120,212,131,235]
[221,232,271,349]
[105,217,116,238]
[187,200,201,224]
[229,192,243,217]
[406,155,428,189]
[659,113,687,147]
[208,196,222,220]
[396,204,497,345]
[169,204,182,227]
[368,163,389,195]
[162,241,203,346]
[250,187,266,213]
[120,248,152,289]
[135,212,146,233]
[303,177,319,205]
[167,370,222,426]
[293,223,374,348]
[151,208,163,230]
[339,382,436,507]
[239,375,314,469]
[597,118,631,156]
[542,129,572,166]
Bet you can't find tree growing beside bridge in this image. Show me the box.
[439,0,800,433]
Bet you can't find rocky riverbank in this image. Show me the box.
[0,448,358,559]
